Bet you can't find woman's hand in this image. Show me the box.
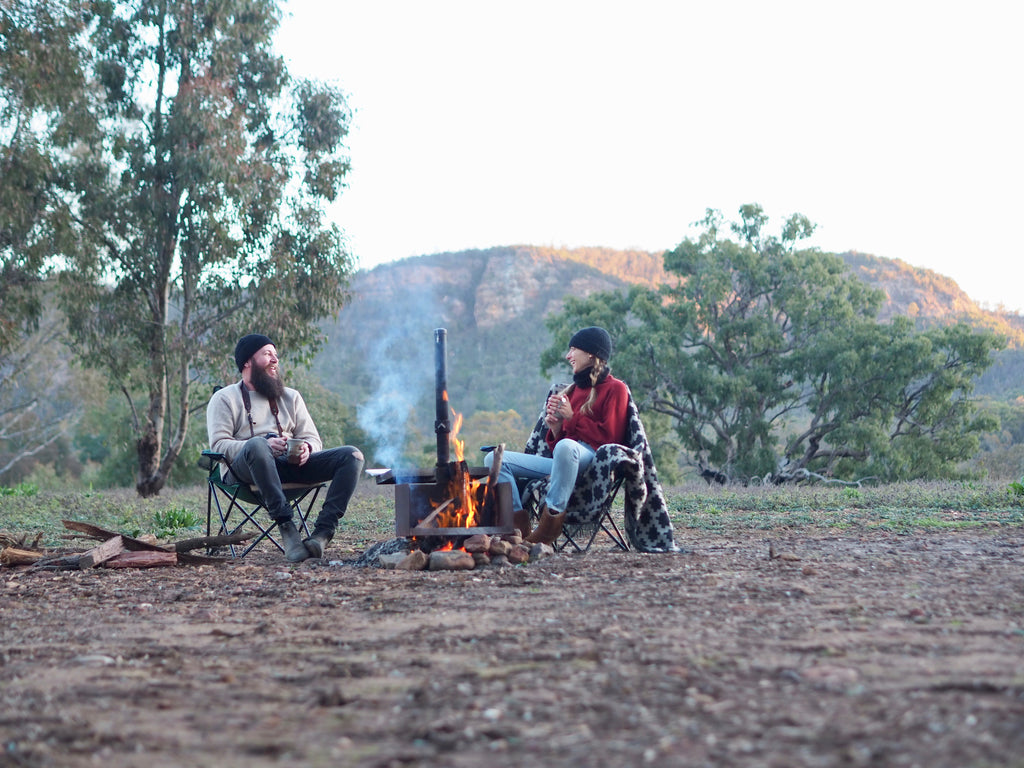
[546,392,572,421]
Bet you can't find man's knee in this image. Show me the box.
[240,435,273,460]
[352,448,364,463]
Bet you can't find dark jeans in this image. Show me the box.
[229,437,364,537]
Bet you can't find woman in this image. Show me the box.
[486,326,630,545]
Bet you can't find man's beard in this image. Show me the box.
[251,361,285,400]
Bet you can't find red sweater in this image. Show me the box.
[546,374,630,452]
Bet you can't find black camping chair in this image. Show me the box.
[520,452,630,553]
[492,387,655,553]
[477,445,629,553]
[198,450,324,558]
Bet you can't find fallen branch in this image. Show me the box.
[29,555,86,571]
[1,547,44,566]
[61,520,227,566]
[171,532,255,552]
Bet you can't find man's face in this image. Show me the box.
[250,344,279,379]
[248,344,285,399]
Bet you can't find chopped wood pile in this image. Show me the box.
[0,521,251,571]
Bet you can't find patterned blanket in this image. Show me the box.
[521,386,679,553]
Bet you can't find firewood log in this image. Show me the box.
[103,551,178,568]
[0,547,44,566]
[78,536,127,569]
[480,443,504,523]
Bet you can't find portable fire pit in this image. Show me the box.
[376,329,514,549]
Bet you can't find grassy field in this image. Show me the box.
[2,477,1022,550]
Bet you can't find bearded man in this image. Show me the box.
[206,334,365,562]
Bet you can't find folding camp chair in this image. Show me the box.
[512,385,676,553]
[557,475,629,552]
[198,450,325,558]
[521,458,631,553]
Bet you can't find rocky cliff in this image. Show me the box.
[313,245,1022,463]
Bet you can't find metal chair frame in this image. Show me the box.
[555,476,629,553]
[200,450,324,557]
[521,474,630,553]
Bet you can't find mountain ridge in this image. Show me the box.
[313,246,1022,466]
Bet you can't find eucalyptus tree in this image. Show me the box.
[1,0,355,495]
[1,2,96,476]
[542,205,1002,483]
[1,1,92,353]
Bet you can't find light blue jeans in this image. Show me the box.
[484,439,596,512]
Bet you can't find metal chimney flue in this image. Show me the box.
[376,328,515,543]
[434,328,450,482]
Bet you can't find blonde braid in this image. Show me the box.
[579,359,607,415]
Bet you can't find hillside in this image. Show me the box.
[313,245,1024,462]
[312,247,631,465]
[838,251,1024,336]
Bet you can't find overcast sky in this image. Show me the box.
[276,0,1023,312]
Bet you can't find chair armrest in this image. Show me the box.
[197,450,225,472]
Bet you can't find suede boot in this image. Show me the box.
[303,531,333,559]
[524,505,566,545]
[513,509,533,540]
[277,518,310,562]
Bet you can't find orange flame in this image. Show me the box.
[451,410,465,463]
[417,407,482,542]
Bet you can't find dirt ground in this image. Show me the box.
[3,523,1024,768]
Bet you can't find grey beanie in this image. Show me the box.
[569,326,612,361]
[234,334,274,371]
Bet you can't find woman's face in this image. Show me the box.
[566,345,595,374]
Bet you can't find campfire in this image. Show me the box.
[376,329,515,556]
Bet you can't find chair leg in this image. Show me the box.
[207,481,327,559]
[293,486,322,537]
[602,512,630,551]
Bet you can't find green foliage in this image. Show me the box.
[2,0,356,497]
[544,204,1005,484]
[461,410,533,456]
[0,481,38,497]
[152,507,202,538]
[284,367,372,456]
[0,0,95,355]
[667,479,1024,533]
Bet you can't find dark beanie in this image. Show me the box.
[234,334,274,371]
[569,326,612,361]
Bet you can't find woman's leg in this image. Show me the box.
[484,449,553,511]
[544,439,596,512]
